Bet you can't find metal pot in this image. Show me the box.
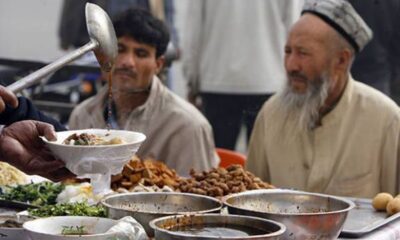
[101,192,222,237]
[150,214,286,240]
[0,215,35,240]
[224,189,354,240]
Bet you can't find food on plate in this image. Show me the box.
[0,182,64,205]
[0,162,28,185]
[64,156,180,192]
[177,165,274,197]
[386,198,400,216]
[56,182,103,205]
[116,183,174,193]
[371,192,400,216]
[61,225,89,235]
[64,158,274,197]
[372,192,394,211]
[28,201,106,218]
[62,133,125,146]
[111,157,180,191]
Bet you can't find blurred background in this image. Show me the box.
[1,0,399,154]
[0,0,188,119]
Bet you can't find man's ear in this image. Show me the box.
[336,48,353,72]
[155,56,165,74]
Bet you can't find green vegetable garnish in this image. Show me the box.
[61,225,88,235]
[28,201,106,218]
[0,182,64,205]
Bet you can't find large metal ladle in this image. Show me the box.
[7,3,117,93]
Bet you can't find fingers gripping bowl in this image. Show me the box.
[42,129,146,193]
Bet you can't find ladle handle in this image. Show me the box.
[7,41,98,93]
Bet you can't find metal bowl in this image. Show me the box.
[0,215,34,240]
[101,192,223,237]
[150,214,286,240]
[224,189,355,240]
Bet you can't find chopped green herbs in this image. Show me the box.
[0,182,64,205]
[61,225,88,235]
[28,202,106,217]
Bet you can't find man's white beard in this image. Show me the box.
[277,72,330,132]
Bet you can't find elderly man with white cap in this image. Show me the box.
[246,0,400,198]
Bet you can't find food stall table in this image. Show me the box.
[2,205,400,239]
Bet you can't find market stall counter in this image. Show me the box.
[1,160,400,239]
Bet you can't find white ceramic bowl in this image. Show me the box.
[23,216,118,240]
[42,129,146,176]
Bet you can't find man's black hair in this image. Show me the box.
[113,8,170,58]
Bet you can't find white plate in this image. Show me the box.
[23,216,118,240]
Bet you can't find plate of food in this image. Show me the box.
[23,216,118,240]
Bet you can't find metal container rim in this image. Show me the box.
[223,189,355,216]
[149,213,286,239]
[101,192,223,215]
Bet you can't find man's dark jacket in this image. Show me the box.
[0,97,67,131]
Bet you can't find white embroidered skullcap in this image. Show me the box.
[302,0,373,52]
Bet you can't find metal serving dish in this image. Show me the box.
[341,197,400,237]
[150,214,286,240]
[0,215,35,240]
[101,192,222,237]
[224,189,354,240]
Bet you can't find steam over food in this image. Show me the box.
[63,133,125,146]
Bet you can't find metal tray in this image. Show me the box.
[340,197,400,237]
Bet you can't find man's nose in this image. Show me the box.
[120,54,136,68]
[285,54,301,73]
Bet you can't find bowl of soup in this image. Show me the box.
[42,129,146,176]
[150,214,286,239]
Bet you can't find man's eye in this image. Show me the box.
[298,51,309,57]
[136,51,149,58]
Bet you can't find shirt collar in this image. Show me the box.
[320,75,354,126]
[99,76,164,124]
[133,76,162,118]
